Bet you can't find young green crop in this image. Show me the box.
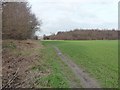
[42,40,118,88]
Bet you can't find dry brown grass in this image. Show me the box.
[2,40,43,88]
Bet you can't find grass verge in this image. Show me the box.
[32,41,81,88]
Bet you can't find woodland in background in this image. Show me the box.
[2,1,41,40]
[44,29,119,40]
[1,2,119,40]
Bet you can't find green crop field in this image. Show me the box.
[42,40,118,88]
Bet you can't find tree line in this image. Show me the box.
[2,1,41,40]
[44,29,119,40]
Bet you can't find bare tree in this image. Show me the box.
[2,1,41,40]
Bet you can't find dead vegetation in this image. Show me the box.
[2,40,46,88]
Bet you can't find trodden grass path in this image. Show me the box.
[33,41,82,88]
[54,46,101,88]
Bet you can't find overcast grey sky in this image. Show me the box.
[28,0,119,36]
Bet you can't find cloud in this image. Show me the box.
[29,0,118,3]
[29,0,119,35]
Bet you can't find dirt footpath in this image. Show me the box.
[54,46,101,88]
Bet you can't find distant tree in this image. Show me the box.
[44,29,118,40]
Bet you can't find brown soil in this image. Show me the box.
[2,40,43,88]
